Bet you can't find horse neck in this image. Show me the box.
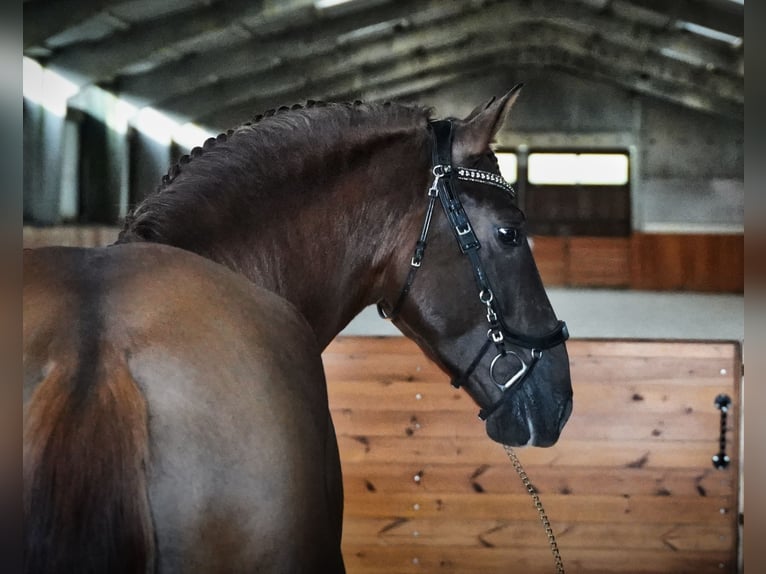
[208,136,429,348]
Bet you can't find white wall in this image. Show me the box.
[341,289,744,342]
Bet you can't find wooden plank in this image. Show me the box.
[326,336,740,362]
[558,339,740,359]
[567,354,738,383]
[325,346,739,377]
[330,408,730,442]
[324,339,741,382]
[341,546,734,573]
[342,492,734,525]
[323,352,445,381]
[528,235,567,285]
[630,233,744,293]
[328,380,468,411]
[328,379,738,417]
[341,518,734,552]
[326,355,737,386]
[336,436,733,469]
[567,237,630,287]
[340,464,736,497]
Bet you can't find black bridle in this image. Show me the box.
[377,119,569,421]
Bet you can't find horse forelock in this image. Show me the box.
[120,100,432,244]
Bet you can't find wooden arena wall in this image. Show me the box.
[531,234,744,293]
[323,337,742,574]
[22,227,744,293]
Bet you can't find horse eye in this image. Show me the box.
[497,227,521,246]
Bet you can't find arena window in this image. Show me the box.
[524,151,631,237]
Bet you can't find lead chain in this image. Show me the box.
[503,445,565,574]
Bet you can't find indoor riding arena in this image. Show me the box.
[23,1,744,573]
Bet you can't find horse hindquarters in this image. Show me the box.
[23,347,154,574]
[23,243,344,573]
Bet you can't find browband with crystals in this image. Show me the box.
[455,167,516,197]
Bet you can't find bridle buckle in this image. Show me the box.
[432,164,450,178]
[456,222,472,236]
[428,165,450,197]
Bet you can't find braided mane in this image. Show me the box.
[158,101,330,192]
[119,99,431,245]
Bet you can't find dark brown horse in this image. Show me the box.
[23,88,572,573]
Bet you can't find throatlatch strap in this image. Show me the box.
[377,131,442,320]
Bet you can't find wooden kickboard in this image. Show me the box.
[323,337,742,574]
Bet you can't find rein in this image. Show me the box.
[377,119,569,420]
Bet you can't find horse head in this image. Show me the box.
[379,86,573,447]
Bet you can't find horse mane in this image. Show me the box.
[119,100,433,245]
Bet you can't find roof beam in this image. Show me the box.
[344,50,743,121]
[45,0,457,85]
[339,45,742,121]
[617,0,743,38]
[23,0,123,49]
[113,0,477,104]
[148,31,476,120]
[116,0,740,112]
[29,0,742,124]
[175,17,740,125]
[198,36,740,129]
[45,0,268,84]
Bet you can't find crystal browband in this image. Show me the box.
[455,167,516,197]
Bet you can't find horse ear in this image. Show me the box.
[463,95,496,122]
[453,84,523,162]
